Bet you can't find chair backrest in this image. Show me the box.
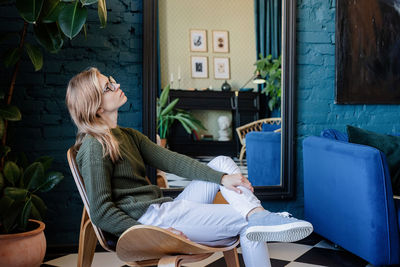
[236,117,281,145]
[67,147,114,252]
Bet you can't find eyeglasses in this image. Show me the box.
[103,76,118,93]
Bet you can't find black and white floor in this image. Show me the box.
[42,233,371,266]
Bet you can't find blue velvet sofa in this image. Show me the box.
[246,124,281,186]
[303,130,400,265]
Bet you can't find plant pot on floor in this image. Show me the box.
[0,219,46,267]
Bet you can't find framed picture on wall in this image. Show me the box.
[191,56,208,78]
[189,29,207,52]
[214,57,230,79]
[212,30,229,53]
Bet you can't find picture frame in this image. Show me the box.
[189,29,207,52]
[335,0,400,104]
[213,57,230,79]
[212,30,229,53]
[191,56,208,78]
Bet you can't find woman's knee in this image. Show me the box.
[207,156,239,174]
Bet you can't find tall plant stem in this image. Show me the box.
[2,21,28,147]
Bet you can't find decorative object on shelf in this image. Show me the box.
[255,54,281,111]
[214,57,230,79]
[212,30,229,53]
[189,29,207,52]
[201,134,214,141]
[191,56,208,78]
[336,0,400,104]
[217,115,231,141]
[221,80,232,91]
[238,70,266,94]
[157,84,207,141]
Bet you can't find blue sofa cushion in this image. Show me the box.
[261,123,280,132]
[347,125,400,195]
[320,129,348,142]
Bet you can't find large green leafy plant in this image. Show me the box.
[254,54,282,111]
[0,0,106,233]
[0,156,63,234]
[157,84,206,139]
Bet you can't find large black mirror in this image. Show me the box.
[143,0,296,200]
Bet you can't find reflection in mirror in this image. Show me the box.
[156,0,282,189]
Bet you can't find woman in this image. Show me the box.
[66,67,313,267]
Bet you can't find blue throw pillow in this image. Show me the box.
[320,129,348,142]
[347,125,400,195]
[262,123,281,132]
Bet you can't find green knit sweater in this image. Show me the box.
[76,127,225,236]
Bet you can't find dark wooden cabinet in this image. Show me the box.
[167,90,266,156]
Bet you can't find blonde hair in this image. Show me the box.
[66,67,121,162]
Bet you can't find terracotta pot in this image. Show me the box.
[0,219,46,267]
[160,138,167,148]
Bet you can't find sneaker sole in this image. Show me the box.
[245,222,313,242]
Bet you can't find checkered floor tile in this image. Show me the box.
[42,233,371,267]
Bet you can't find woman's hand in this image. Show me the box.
[166,227,190,240]
[221,173,254,194]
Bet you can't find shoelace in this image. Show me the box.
[276,212,292,218]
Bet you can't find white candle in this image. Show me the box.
[178,66,181,80]
[170,73,174,83]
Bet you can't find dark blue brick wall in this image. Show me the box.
[0,1,143,245]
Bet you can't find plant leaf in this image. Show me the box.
[3,47,22,68]
[25,43,43,71]
[0,104,22,121]
[159,84,170,108]
[39,0,64,23]
[81,0,98,5]
[97,0,106,28]
[0,196,13,221]
[2,199,24,233]
[34,22,64,53]
[37,171,64,192]
[0,119,4,139]
[19,197,32,230]
[4,161,20,186]
[160,98,179,116]
[25,162,45,190]
[4,187,28,201]
[16,0,44,23]
[0,145,11,159]
[31,194,46,219]
[58,1,88,39]
[34,156,53,172]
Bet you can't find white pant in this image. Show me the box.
[138,156,271,267]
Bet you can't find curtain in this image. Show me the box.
[254,0,282,59]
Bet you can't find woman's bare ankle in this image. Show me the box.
[246,207,265,219]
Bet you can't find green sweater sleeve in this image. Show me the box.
[77,137,140,235]
[128,129,225,184]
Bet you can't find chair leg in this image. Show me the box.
[223,247,240,267]
[157,256,180,267]
[78,209,98,267]
[239,145,246,162]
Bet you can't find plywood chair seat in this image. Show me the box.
[67,147,240,267]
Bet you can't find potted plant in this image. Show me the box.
[0,156,63,266]
[0,1,107,265]
[254,54,282,112]
[157,84,206,147]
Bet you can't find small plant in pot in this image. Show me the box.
[254,54,282,112]
[157,84,206,147]
[0,155,63,267]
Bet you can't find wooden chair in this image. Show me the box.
[236,118,281,161]
[67,147,240,267]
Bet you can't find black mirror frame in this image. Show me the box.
[142,0,296,200]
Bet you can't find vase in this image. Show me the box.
[0,219,46,267]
